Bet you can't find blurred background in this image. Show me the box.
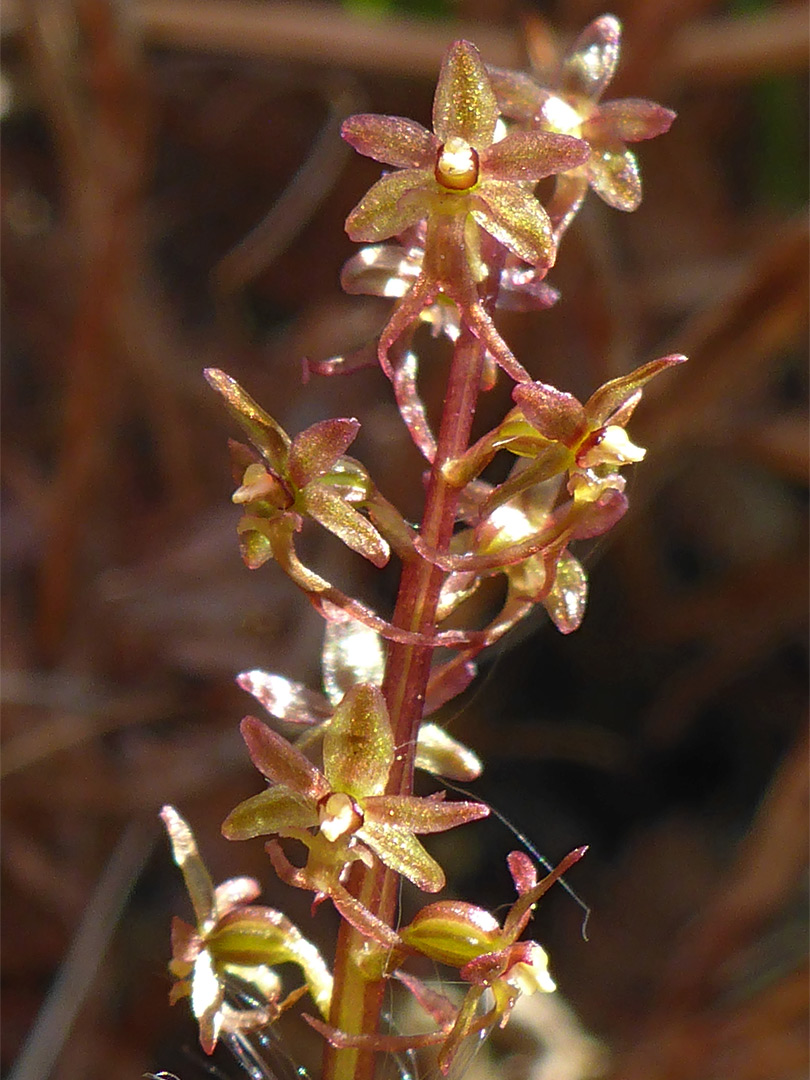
[1,1,807,1078]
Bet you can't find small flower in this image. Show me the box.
[222,685,489,934]
[238,612,482,782]
[160,806,332,1054]
[205,368,389,582]
[305,848,586,1075]
[492,15,675,233]
[342,39,589,382]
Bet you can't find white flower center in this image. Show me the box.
[435,137,479,191]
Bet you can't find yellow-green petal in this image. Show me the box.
[472,180,555,267]
[222,787,318,840]
[323,683,393,798]
[345,169,431,243]
[433,40,497,147]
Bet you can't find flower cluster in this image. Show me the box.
[161,15,682,1076]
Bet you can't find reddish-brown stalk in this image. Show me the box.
[325,259,502,1080]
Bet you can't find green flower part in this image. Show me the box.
[160,806,332,1055]
[342,39,588,382]
[238,612,482,782]
[222,684,489,903]
[205,368,388,580]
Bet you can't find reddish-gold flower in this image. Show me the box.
[342,39,588,382]
[492,15,675,234]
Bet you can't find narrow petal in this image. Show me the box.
[359,821,446,892]
[472,181,555,267]
[487,66,545,122]
[416,724,482,782]
[323,684,393,798]
[288,418,360,489]
[204,369,290,473]
[236,669,332,726]
[585,354,686,427]
[481,130,589,182]
[345,170,431,243]
[239,716,329,799]
[586,99,675,143]
[302,485,390,568]
[433,40,497,146]
[161,806,215,928]
[341,114,436,168]
[559,14,621,102]
[222,787,319,840]
[588,147,642,211]
[512,381,585,444]
[366,795,489,834]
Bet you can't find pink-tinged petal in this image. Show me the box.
[498,263,560,312]
[237,669,332,726]
[503,847,588,940]
[433,40,497,146]
[559,15,621,102]
[171,916,201,967]
[569,488,628,540]
[588,147,642,211]
[302,485,390,568]
[345,169,430,243]
[323,683,393,798]
[359,820,446,892]
[378,274,439,380]
[341,113,436,168]
[327,880,402,948]
[425,655,477,714]
[239,716,329,799]
[415,724,483,782]
[366,795,489,834]
[513,381,585,444]
[543,551,587,634]
[396,971,458,1028]
[213,876,261,914]
[586,99,676,143]
[472,181,555,268]
[508,851,538,895]
[161,806,216,928]
[393,349,437,464]
[482,130,589,182]
[487,66,545,122]
[288,418,359,489]
[204,369,290,473]
[586,354,686,427]
[322,614,385,707]
[221,787,319,840]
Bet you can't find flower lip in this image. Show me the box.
[435,137,480,191]
[318,792,364,842]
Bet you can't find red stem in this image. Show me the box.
[323,327,487,1080]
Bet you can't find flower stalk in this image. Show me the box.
[159,17,683,1079]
